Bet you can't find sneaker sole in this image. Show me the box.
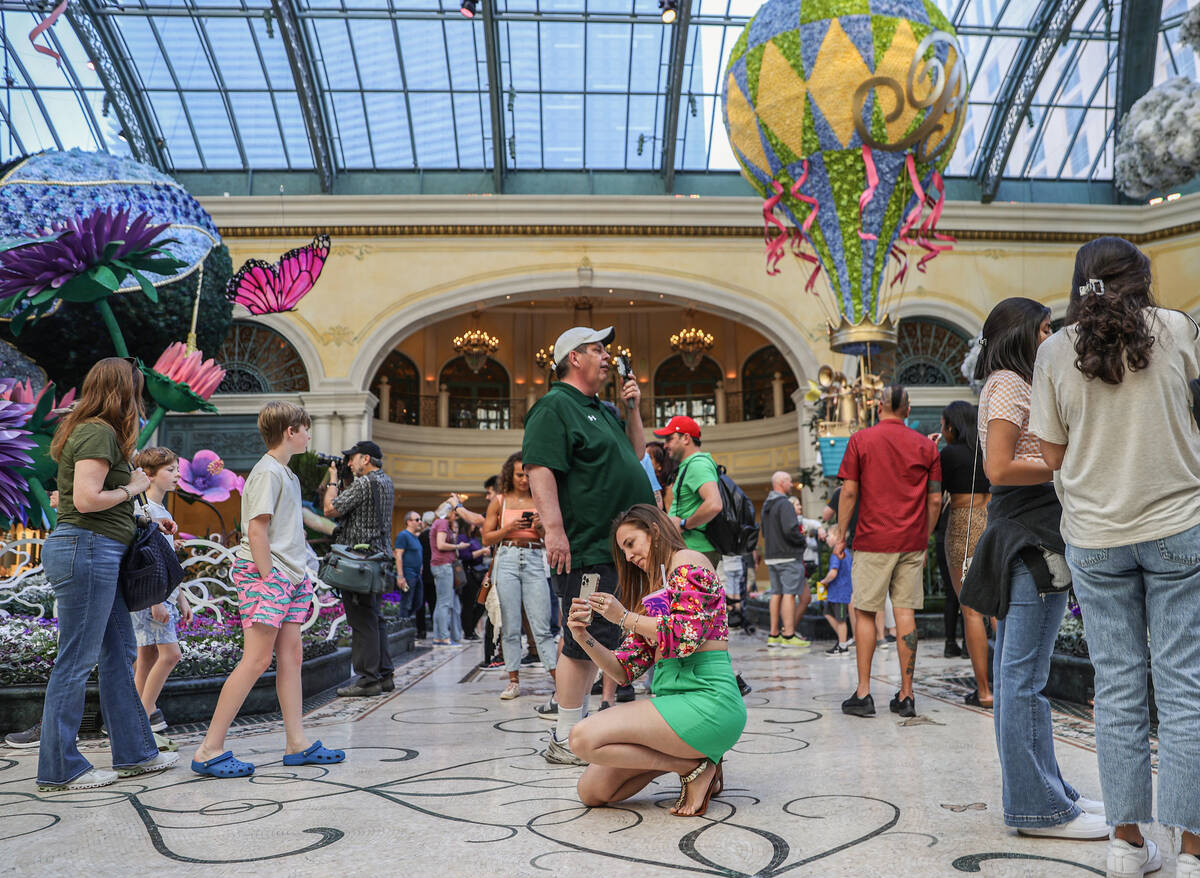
[117,755,180,779]
[150,722,168,733]
[37,776,116,792]
[1017,826,1111,840]
[4,739,40,749]
[541,750,587,767]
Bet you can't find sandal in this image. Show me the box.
[673,758,722,817]
[191,751,255,778]
[282,740,346,766]
[964,690,994,709]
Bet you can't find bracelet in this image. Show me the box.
[618,609,630,631]
[118,485,132,501]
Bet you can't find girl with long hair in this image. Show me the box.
[960,298,1106,840]
[937,400,992,706]
[1031,236,1200,877]
[482,451,557,699]
[37,358,179,790]
[566,504,746,817]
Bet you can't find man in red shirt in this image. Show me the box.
[832,385,941,718]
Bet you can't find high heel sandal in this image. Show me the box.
[672,758,723,817]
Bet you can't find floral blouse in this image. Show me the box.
[613,564,729,684]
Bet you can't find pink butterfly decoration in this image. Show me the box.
[226,234,330,315]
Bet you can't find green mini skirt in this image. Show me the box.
[650,650,747,763]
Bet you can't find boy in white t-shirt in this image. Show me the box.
[190,401,345,778]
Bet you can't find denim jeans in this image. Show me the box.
[493,546,557,672]
[992,558,1080,827]
[1067,521,1200,834]
[38,524,157,785]
[400,573,423,620]
[431,563,462,642]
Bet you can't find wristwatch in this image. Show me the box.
[680,517,689,531]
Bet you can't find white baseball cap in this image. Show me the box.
[553,326,615,368]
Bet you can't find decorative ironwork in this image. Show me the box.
[216,321,310,394]
[452,329,501,373]
[893,317,972,387]
[669,326,715,370]
[270,0,335,192]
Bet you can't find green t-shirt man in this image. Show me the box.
[522,382,654,567]
[670,450,720,554]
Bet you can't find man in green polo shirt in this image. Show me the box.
[523,325,652,765]
[654,415,724,566]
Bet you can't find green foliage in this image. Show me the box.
[1,244,234,392]
[289,451,331,499]
[745,42,766,101]
[799,0,869,24]
[774,29,807,80]
[871,14,900,70]
[728,26,749,67]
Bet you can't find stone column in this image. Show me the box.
[772,371,784,418]
[438,384,450,428]
[714,380,726,424]
[312,414,332,454]
[377,376,391,422]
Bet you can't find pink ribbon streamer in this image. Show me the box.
[28,0,68,65]
[788,161,822,293]
[889,244,908,289]
[762,181,789,276]
[916,171,955,273]
[898,153,926,248]
[858,145,879,241]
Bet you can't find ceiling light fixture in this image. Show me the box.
[659,0,677,24]
[670,325,714,370]
[460,0,478,18]
[453,328,499,372]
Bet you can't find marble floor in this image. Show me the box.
[0,633,1175,878]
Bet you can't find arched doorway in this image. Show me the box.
[653,354,721,426]
[741,345,798,421]
[893,317,972,386]
[217,321,310,393]
[372,350,421,424]
[440,357,511,429]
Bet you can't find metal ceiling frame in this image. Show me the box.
[972,0,1089,203]
[271,0,335,190]
[479,0,505,191]
[660,0,693,193]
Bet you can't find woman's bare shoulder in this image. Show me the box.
[670,549,713,572]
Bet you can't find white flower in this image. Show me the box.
[1115,76,1200,198]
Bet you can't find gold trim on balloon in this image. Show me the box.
[827,312,898,354]
[852,30,968,164]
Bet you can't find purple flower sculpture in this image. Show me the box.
[179,450,245,502]
[0,385,37,525]
[0,207,184,338]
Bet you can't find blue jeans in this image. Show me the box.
[493,546,557,673]
[431,563,462,642]
[1067,522,1200,834]
[400,571,423,619]
[38,524,157,785]
[992,558,1080,827]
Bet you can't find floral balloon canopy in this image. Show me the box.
[722,0,967,353]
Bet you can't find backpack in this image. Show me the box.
[676,455,758,555]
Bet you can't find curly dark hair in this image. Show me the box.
[974,297,1050,384]
[498,451,523,495]
[1067,236,1156,385]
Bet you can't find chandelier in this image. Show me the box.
[534,341,557,372]
[453,329,500,372]
[670,327,714,370]
[607,343,632,359]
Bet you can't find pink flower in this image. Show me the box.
[179,450,244,501]
[152,342,226,400]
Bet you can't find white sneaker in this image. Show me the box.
[1106,837,1161,877]
[1177,853,1200,877]
[37,768,118,792]
[1076,796,1106,816]
[500,681,520,700]
[1018,811,1110,840]
[116,751,180,778]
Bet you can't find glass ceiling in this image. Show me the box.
[1,0,1195,197]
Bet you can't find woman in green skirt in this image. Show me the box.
[567,504,746,817]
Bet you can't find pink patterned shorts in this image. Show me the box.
[231,558,314,630]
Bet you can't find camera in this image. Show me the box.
[316,452,353,490]
[615,355,632,381]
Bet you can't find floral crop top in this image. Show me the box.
[612,564,729,684]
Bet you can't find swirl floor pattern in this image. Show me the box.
[0,634,1175,877]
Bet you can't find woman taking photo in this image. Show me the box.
[1031,237,1200,878]
[961,298,1105,840]
[937,400,992,707]
[37,358,179,790]
[566,504,745,817]
[482,451,557,699]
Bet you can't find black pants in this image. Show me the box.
[936,528,963,644]
[460,566,487,636]
[344,591,394,684]
[417,574,435,638]
[483,617,497,665]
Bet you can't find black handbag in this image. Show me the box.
[319,544,388,595]
[120,501,185,612]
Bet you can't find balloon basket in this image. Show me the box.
[817,423,855,478]
[828,313,898,356]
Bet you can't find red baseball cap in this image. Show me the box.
[653,415,701,439]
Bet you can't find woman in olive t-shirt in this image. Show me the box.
[36,359,176,791]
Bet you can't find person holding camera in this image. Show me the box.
[323,440,397,697]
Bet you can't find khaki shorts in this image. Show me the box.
[851,551,925,612]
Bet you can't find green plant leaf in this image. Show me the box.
[128,268,159,302]
[89,264,120,291]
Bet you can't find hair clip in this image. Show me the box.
[978,338,987,346]
[1079,278,1105,296]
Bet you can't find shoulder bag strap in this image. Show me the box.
[961,439,981,581]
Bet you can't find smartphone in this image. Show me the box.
[520,510,534,523]
[578,572,601,623]
[615,355,631,381]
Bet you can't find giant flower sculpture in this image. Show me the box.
[0,383,37,527]
[138,342,226,447]
[0,380,75,528]
[0,207,186,347]
[179,450,244,503]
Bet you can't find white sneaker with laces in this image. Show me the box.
[116,751,180,779]
[1106,837,1161,877]
[500,681,520,700]
[1076,795,1106,815]
[542,734,587,766]
[1177,853,1200,877]
[1017,811,1110,840]
[37,768,118,792]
